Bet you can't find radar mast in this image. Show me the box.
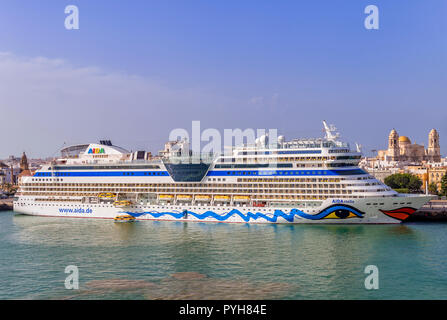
[322,120,340,142]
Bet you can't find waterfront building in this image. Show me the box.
[428,167,447,193]
[362,167,399,183]
[0,165,21,185]
[0,153,46,185]
[404,165,429,191]
[377,129,441,163]
[361,164,447,194]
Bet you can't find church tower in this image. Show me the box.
[387,129,400,161]
[427,129,441,162]
[20,152,29,172]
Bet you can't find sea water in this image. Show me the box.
[1,211,447,299]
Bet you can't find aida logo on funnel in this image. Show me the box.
[88,148,105,154]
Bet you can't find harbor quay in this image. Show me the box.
[408,200,447,221]
[0,199,13,211]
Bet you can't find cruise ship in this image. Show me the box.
[13,122,432,224]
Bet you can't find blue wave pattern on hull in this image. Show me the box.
[124,205,364,222]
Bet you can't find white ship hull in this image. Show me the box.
[14,194,432,224]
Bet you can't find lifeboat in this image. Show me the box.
[98,192,116,199]
[195,195,211,201]
[234,196,250,201]
[214,195,230,201]
[114,214,136,222]
[114,200,133,207]
[177,195,192,200]
[159,194,174,200]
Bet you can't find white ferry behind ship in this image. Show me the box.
[13,122,432,224]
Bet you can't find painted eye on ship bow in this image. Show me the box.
[317,205,364,219]
[323,209,360,219]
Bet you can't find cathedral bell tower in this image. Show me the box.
[427,129,441,162]
[387,129,400,161]
[20,152,29,172]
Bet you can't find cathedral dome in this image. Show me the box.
[398,136,411,144]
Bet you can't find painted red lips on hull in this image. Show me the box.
[379,207,417,221]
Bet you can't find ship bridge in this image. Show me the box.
[162,152,216,182]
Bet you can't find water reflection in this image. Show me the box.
[7,213,447,299]
[65,272,296,300]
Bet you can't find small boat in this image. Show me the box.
[177,195,192,200]
[99,192,116,199]
[195,195,211,201]
[114,214,136,222]
[159,194,174,199]
[234,195,250,201]
[114,200,133,207]
[214,195,230,201]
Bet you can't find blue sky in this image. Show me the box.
[0,0,446,158]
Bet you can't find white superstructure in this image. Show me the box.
[13,123,432,224]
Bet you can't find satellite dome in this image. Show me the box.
[278,135,285,144]
[259,134,268,146]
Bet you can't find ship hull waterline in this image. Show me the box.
[13,195,432,224]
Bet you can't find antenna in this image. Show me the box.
[322,120,340,141]
[355,143,362,153]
